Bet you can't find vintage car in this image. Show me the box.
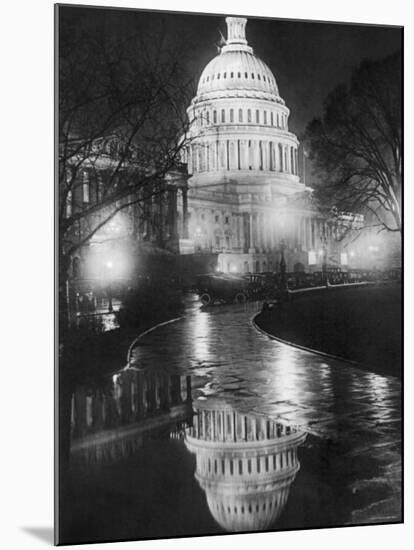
[194,273,250,305]
[194,272,279,305]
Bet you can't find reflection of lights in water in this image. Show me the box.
[102,313,119,332]
[365,372,392,402]
[185,399,306,532]
[270,345,304,403]
[192,310,211,362]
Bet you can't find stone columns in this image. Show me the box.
[249,213,255,253]
[167,188,178,240]
[182,188,189,239]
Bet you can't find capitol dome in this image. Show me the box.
[196,18,281,102]
[185,16,302,192]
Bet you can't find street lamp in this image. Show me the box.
[106,260,113,312]
[279,240,287,290]
[319,230,329,287]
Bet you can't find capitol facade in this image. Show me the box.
[181,16,341,274]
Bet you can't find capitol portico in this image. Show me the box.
[181,16,341,274]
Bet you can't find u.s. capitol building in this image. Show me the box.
[181,16,348,274]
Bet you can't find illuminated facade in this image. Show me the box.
[182,16,342,273]
[185,399,306,532]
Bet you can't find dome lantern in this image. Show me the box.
[225,17,248,45]
[221,17,253,55]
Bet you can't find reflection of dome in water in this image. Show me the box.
[185,400,306,532]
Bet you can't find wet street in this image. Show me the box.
[60,296,402,544]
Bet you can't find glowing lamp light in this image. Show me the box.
[308,251,316,265]
[318,249,324,256]
[230,264,237,273]
[106,260,113,269]
[350,250,355,258]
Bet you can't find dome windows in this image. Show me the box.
[251,73,255,79]
[230,72,234,78]
[238,109,243,122]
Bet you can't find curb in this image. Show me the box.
[126,316,184,365]
[251,312,365,369]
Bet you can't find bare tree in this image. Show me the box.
[58,11,196,322]
[305,51,401,234]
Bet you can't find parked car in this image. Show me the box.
[194,274,250,305]
[194,272,279,305]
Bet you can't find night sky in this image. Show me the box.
[59,5,402,137]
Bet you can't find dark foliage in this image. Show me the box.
[305,51,401,233]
